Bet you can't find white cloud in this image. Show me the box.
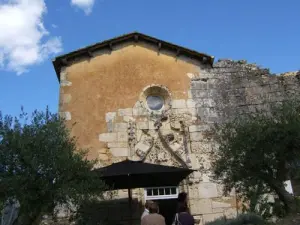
[71,0,95,15]
[0,0,63,75]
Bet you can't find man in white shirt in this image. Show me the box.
[141,200,154,220]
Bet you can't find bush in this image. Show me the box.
[205,216,229,225]
[205,213,265,225]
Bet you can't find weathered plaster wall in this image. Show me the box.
[59,42,205,160]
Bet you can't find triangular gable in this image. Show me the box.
[52,32,214,81]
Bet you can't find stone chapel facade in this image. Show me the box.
[52,32,300,225]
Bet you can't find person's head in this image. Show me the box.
[148,201,159,214]
[177,202,188,213]
[177,192,187,203]
[145,200,154,210]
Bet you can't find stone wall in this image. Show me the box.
[191,59,300,124]
[187,59,300,223]
[57,40,300,225]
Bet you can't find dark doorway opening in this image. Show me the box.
[156,199,177,225]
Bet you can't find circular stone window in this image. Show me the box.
[139,85,172,113]
[146,96,164,110]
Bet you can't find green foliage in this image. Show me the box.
[205,213,265,225]
[0,108,106,225]
[73,198,109,225]
[211,100,300,213]
[205,217,227,225]
[73,192,130,225]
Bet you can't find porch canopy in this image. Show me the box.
[93,159,195,190]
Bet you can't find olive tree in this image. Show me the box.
[211,101,300,214]
[0,108,106,225]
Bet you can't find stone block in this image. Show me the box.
[60,81,72,86]
[62,94,72,104]
[189,199,212,214]
[114,123,128,132]
[193,90,208,98]
[171,99,186,109]
[191,81,208,90]
[99,133,117,142]
[202,98,216,107]
[109,148,129,157]
[117,132,128,142]
[133,107,148,116]
[187,186,199,199]
[105,112,116,122]
[187,99,196,108]
[118,108,133,116]
[198,182,219,198]
[123,116,135,122]
[59,112,71,120]
[189,125,210,133]
[186,72,196,79]
[202,213,223,224]
[190,132,204,142]
[108,142,128,148]
[189,154,200,169]
[107,121,113,132]
[137,122,149,130]
[190,108,197,116]
[224,208,237,218]
[134,142,151,153]
[188,90,192,98]
[60,68,67,81]
[212,201,232,209]
[136,130,143,141]
[173,108,196,116]
[191,142,212,153]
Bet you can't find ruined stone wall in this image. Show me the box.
[187,59,300,224]
[191,59,300,124]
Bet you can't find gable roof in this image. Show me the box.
[52,32,214,81]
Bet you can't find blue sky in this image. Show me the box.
[0,0,299,117]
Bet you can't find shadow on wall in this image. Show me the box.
[74,198,143,225]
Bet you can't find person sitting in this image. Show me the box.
[141,202,166,225]
[173,202,194,225]
[141,200,154,220]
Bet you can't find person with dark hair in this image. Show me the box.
[173,202,194,225]
[141,200,154,220]
[176,192,188,213]
[141,201,166,225]
[172,192,194,225]
[177,192,187,204]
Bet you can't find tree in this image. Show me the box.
[0,108,106,225]
[211,101,300,214]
